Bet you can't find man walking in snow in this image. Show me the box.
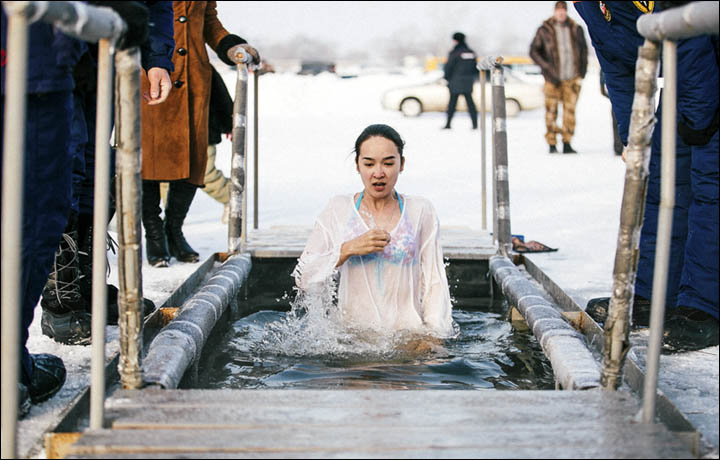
[530,0,588,154]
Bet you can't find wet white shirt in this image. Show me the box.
[293,194,455,337]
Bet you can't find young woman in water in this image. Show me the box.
[294,124,455,338]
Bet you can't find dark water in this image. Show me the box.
[197,299,555,391]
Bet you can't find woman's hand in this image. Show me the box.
[337,229,390,267]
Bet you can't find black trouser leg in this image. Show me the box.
[165,180,199,263]
[142,180,170,267]
[463,92,478,129]
[445,92,460,128]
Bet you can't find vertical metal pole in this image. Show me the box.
[229,63,249,253]
[480,69,487,231]
[114,47,144,389]
[89,38,113,429]
[1,9,29,459]
[601,39,660,390]
[491,61,512,257]
[643,39,676,422]
[253,69,259,230]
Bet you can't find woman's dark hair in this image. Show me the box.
[353,124,405,163]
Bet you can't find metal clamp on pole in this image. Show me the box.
[479,56,512,257]
[601,39,660,391]
[229,51,253,253]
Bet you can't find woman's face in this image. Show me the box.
[356,136,405,200]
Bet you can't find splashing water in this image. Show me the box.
[197,283,555,390]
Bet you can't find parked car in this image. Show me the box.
[298,60,336,75]
[381,69,544,117]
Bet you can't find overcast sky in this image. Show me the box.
[215,1,588,59]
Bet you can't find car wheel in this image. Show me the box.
[505,98,521,117]
[400,98,423,117]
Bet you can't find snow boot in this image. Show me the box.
[585,294,661,328]
[142,180,171,267]
[18,383,31,419]
[563,142,577,154]
[549,145,558,153]
[23,353,66,404]
[78,212,155,323]
[662,307,719,353]
[41,212,92,345]
[164,180,200,263]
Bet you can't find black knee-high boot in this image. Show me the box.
[164,180,199,263]
[142,180,171,267]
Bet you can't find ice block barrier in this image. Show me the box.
[489,256,601,390]
[142,254,252,389]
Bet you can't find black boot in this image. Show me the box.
[41,211,92,345]
[77,212,154,325]
[563,142,577,154]
[165,180,200,263]
[142,180,171,267]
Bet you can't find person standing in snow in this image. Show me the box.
[140,1,259,268]
[294,124,456,338]
[443,32,479,130]
[530,0,588,154]
[574,1,718,352]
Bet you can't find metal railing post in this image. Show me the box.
[479,69,488,231]
[253,68,259,230]
[642,39,677,423]
[114,46,144,390]
[601,39,659,390]
[1,5,30,458]
[229,57,251,253]
[88,37,114,429]
[479,56,511,257]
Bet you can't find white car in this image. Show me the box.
[381,69,544,118]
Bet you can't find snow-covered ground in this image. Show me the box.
[16,67,718,457]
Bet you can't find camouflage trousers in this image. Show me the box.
[544,77,582,145]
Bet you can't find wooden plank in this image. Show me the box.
[66,424,690,458]
[243,226,496,260]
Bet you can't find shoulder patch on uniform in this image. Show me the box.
[633,1,654,13]
[599,1,612,22]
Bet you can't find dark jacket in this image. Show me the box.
[575,1,718,145]
[444,42,479,94]
[208,65,234,145]
[73,1,175,94]
[529,16,588,86]
[1,12,85,95]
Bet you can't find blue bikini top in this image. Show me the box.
[355,191,404,214]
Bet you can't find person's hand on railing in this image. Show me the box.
[227,44,261,65]
[144,67,172,105]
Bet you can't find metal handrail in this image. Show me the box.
[479,69,487,230]
[478,55,512,257]
[229,55,251,253]
[0,1,126,456]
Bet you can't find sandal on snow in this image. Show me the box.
[512,237,558,253]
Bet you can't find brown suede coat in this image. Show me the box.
[141,1,241,185]
[529,17,588,86]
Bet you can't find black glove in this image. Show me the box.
[91,1,149,50]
